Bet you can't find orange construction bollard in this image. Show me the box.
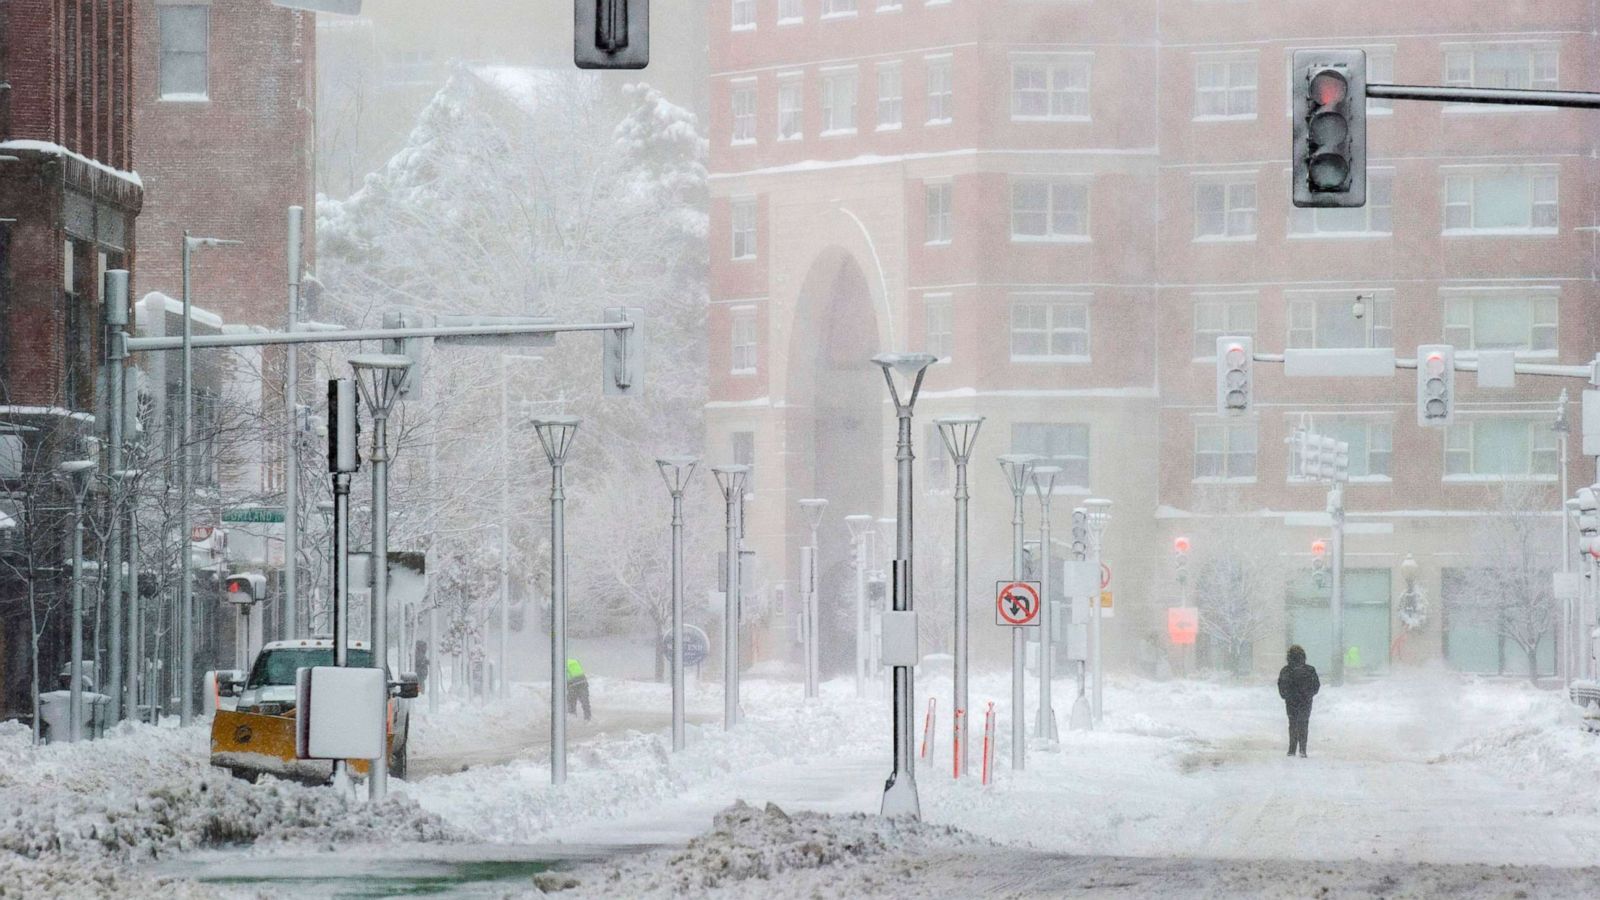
[920,697,937,760]
[981,701,997,786]
[952,708,965,779]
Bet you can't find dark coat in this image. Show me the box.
[1278,662,1320,712]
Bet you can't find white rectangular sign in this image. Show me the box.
[1283,347,1395,378]
[294,666,386,761]
[1061,561,1099,598]
[1585,390,1600,457]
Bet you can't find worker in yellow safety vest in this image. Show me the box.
[566,657,591,721]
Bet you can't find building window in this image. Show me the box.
[822,0,858,17]
[731,199,758,260]
[1443,168,1558,233]
[1445,418,1559,480]
[779,0,804,23]
[730,308,758,374]
[1195,55,1256,118]
[1444,44,1558,93]
[778,77,803,140]
[1011,180,1089,241]
[821,68,858,134]
[925,56,953,123]
[159,4,209,100]
[924,182,952,244]
[924,294,953,361]
[1194,421,1258,481]
[732,431,757,491]
[1011,55,1091,121]
[1291,171,1393,235]
[877,63,903,130]
[1010,296,1090,361]
[1012,423,1090,489]
[731,83,757,144]
[0,498,20,553]
[1194,179,1256,239]
[1442,290,1559,357]
[1289,417,1393,481]
[731,0,756,29]
[1287,291,1392,349]
[1193,295,1257,360]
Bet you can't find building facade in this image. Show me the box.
[706,0,1598,679]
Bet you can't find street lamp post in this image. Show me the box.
[998,454,1036,771]
[1029,466,1061,745]
[285,207,303,641]
[712,465,750,729]
[60,459,96,741]
[935,416,983,779]
[798,498,828,700]
[656,456,698,752]
[873,351,937,820]
[104,269,128,721]
[533,416,580,785]
[350,353,414,801]
[178,232,241,727]
[845,514,874,698]
[1083,498,1112,724]
[1555,390,1573,683]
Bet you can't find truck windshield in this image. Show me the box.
[245,648,376,689]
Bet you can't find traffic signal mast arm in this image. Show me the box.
[1366,82,1600,110]
[1241,347,1600,386]
[122,319,634,352]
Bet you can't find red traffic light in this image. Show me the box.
[1310,70,1348,107]
[227,581,242,593]
[1174,536,1191,555]
[1311,539,1327,557]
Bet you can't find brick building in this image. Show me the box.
[0,0,142,716]
[706,1,1599,679]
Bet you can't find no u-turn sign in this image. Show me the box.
[995,581,1043,627]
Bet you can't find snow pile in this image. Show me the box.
[535,801,985,898]
[0,856,221,900]
[1429,681,1600,814]
[0,720,459,865]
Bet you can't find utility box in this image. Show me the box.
[38,691,112,743]
[294,666,386,761]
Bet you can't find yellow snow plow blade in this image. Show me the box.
[210,709,373,782]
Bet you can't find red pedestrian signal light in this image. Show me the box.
[1311,539,1327,558]
[1293,49,1367,209]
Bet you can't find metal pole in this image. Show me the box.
[1330,483,1346,686]
[886,403,918,815]
[105,270,128,721]
[179,232,193,727]
[69,482,85,741]
[550,457,567,784]
[331,471,351,784]
[1561,432,1572,685]
[855,531,867,698]
[427,601,439,714]
[723,482,740,729]
[285,207,302,640]
[1011,477,1027,771]
[1367,82,1600,109]
[809,524,820,700]
[126,482,141,722]
[670,488,686,751]
[1036,495,1054,743]
[953,456,970,777]
[369,413,390,799]
[499,357,510,699]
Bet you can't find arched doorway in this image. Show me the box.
[786,249,885,674]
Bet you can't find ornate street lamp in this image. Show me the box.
[656,456,698,751]
[533,416,581,783]
[935,415,983,778]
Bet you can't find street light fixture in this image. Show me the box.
[997,453,1036,771]
[59,458,96,741]
[532,415,580,784]
[712,464,750,730]
[844,514,874,698]
[798,497,828,700]
[872,351,936,820]
[178,231,241,728]
[656,455,698,751]
[1028,465,1061,745]
[935,415,983,779]
[1083,497,1112,725]
[349,352,413,801]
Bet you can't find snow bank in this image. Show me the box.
[0,719,458,865]
[534,801,986,898]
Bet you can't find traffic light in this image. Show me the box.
[1071,509,1089,560]
[1292,49,1367,209]
[1416,345,1456,427]
[225,572,267,604]
[1215,336,1254,415]
[328,378,360,474]
[1173,536,1190,585]
[1310,539,1328,589]
[1578,488,1600,557]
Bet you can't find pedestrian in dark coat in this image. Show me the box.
[1277,644,1320,758]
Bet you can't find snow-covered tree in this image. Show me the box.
[1450,483,1560,680]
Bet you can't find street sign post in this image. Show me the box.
[995,581,1042,627]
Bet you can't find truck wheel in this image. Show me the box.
[229,768,260,784]
[390,745,408,780]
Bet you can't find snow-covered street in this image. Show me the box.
[6,668,1599,896]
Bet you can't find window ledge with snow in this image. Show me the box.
[820,11,859,20]
[876,123,903,132]
[159,93,210,103]
[926,117,954,127]
[1192,234,1257,244]
[819,128,859,138]
[1192,114,1257,123]
[1442,474,1558,484]
[1010,355,1092,365]
[925,239,951,247]
[778,17,803,26]
[1442,227,1558,238]
[1012,115,1092,125]
[1010,234,1092,244]
[731,24,756,33]
[730,368,757,377]
[1286,231,1392,240]
[731,139,756,147]
[1193,477,1258,485]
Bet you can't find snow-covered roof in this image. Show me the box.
[0,406,95,424]
[137,292,224,329]
[0,139,142,188]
